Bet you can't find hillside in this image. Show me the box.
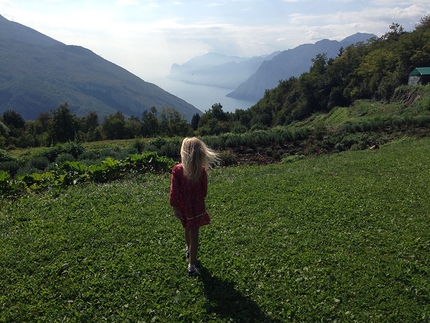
[227,33,375,101]
[0,15,201,121]
[167,52,280,90]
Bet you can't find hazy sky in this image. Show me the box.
[1,0,429,83]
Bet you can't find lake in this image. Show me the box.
[151,77,257,114]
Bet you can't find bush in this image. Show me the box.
[232,125,247,134]
[133,138,146,153]
[117,147,139,160]
[0,149,16,162]
[78,151,98,161]
[29,156,50,170]
[55,153,76,164]
[223,133,241,148]
[100,147,121,159]
[0,160,20,176]
[219,150,237,166]
[16,166,40,176]
[148,137,166,149]
[159,142,180,158]
[143,144,159,154]
[62,141,85,159]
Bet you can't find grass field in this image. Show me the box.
[1,137,429,322]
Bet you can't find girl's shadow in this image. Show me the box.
[198,266,281,322]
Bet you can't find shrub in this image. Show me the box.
[29,156,50,170]
[223,133,241,148]
[0,149,16,162]
[62,141,85,159]
[232,125,247,134]
[78,151,98,161]
[38,146,60,163]
[117,147,139,160]
[16,166,40,176]
[133,138,146,153]
[55,153,76,164]
[219,150,237,166]
[159,142,180,158]
[253,130,270,145]
[148,137,166,149]
[0,160,20,176]
[100,147,121,159]
[143,144,159,154]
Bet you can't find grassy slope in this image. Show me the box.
[1,137,429,322]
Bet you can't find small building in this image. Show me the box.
[408,67,430,85]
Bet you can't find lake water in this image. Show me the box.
[150,77,257,114]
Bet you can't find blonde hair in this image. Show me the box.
[180,137,218,182]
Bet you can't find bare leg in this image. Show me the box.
[188,229,199,266]
[184,228,191,250]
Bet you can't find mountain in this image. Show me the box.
[167,52,280,90]
[226,33,376,102]
[0,15,201,121]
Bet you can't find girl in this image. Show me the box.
[169,137,218,276]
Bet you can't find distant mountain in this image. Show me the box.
[226,33,375,102]
[167,52,280,89]
[0,15,201,121]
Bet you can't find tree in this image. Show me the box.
[36,112,53,131]
[2,110,25,129]
[197,103,231,135]
[382,23,405,41]
[125,115,142,138]
[190,113,200,131]
[159,107,192,137]
[101,111,126,140]
[81,111,99,133]
[0,121,9,137]
[50,103,79,143]
[141,107,160,137]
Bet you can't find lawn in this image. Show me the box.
[1,137,429,322]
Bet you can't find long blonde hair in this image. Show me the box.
[180,137,218,182]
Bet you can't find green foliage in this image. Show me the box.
[132,137,146,153]
[0,152,175,197]
[54,153,76,164]
[281,154,305,163]
[28,156,49,170]
[0,148,16,162]
[246,16,430,127]
[0,160,21,176]
[218,150,238,166]
[50,103,80,144]
[2,110,26,129]
[1,138,429,321]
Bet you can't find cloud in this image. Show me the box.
[2,0,429,81]
[115,0,140,6]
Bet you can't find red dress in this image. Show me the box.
[169,164,211,230]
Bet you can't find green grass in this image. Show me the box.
[1,138,429,322]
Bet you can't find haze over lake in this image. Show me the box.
[152,77,257,114]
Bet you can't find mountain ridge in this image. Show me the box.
[167,32,375,104]
[227,33,376,101]
[167,51,280,90]
[0,15,201,121]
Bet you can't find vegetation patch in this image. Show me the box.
[1,138,429,322]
